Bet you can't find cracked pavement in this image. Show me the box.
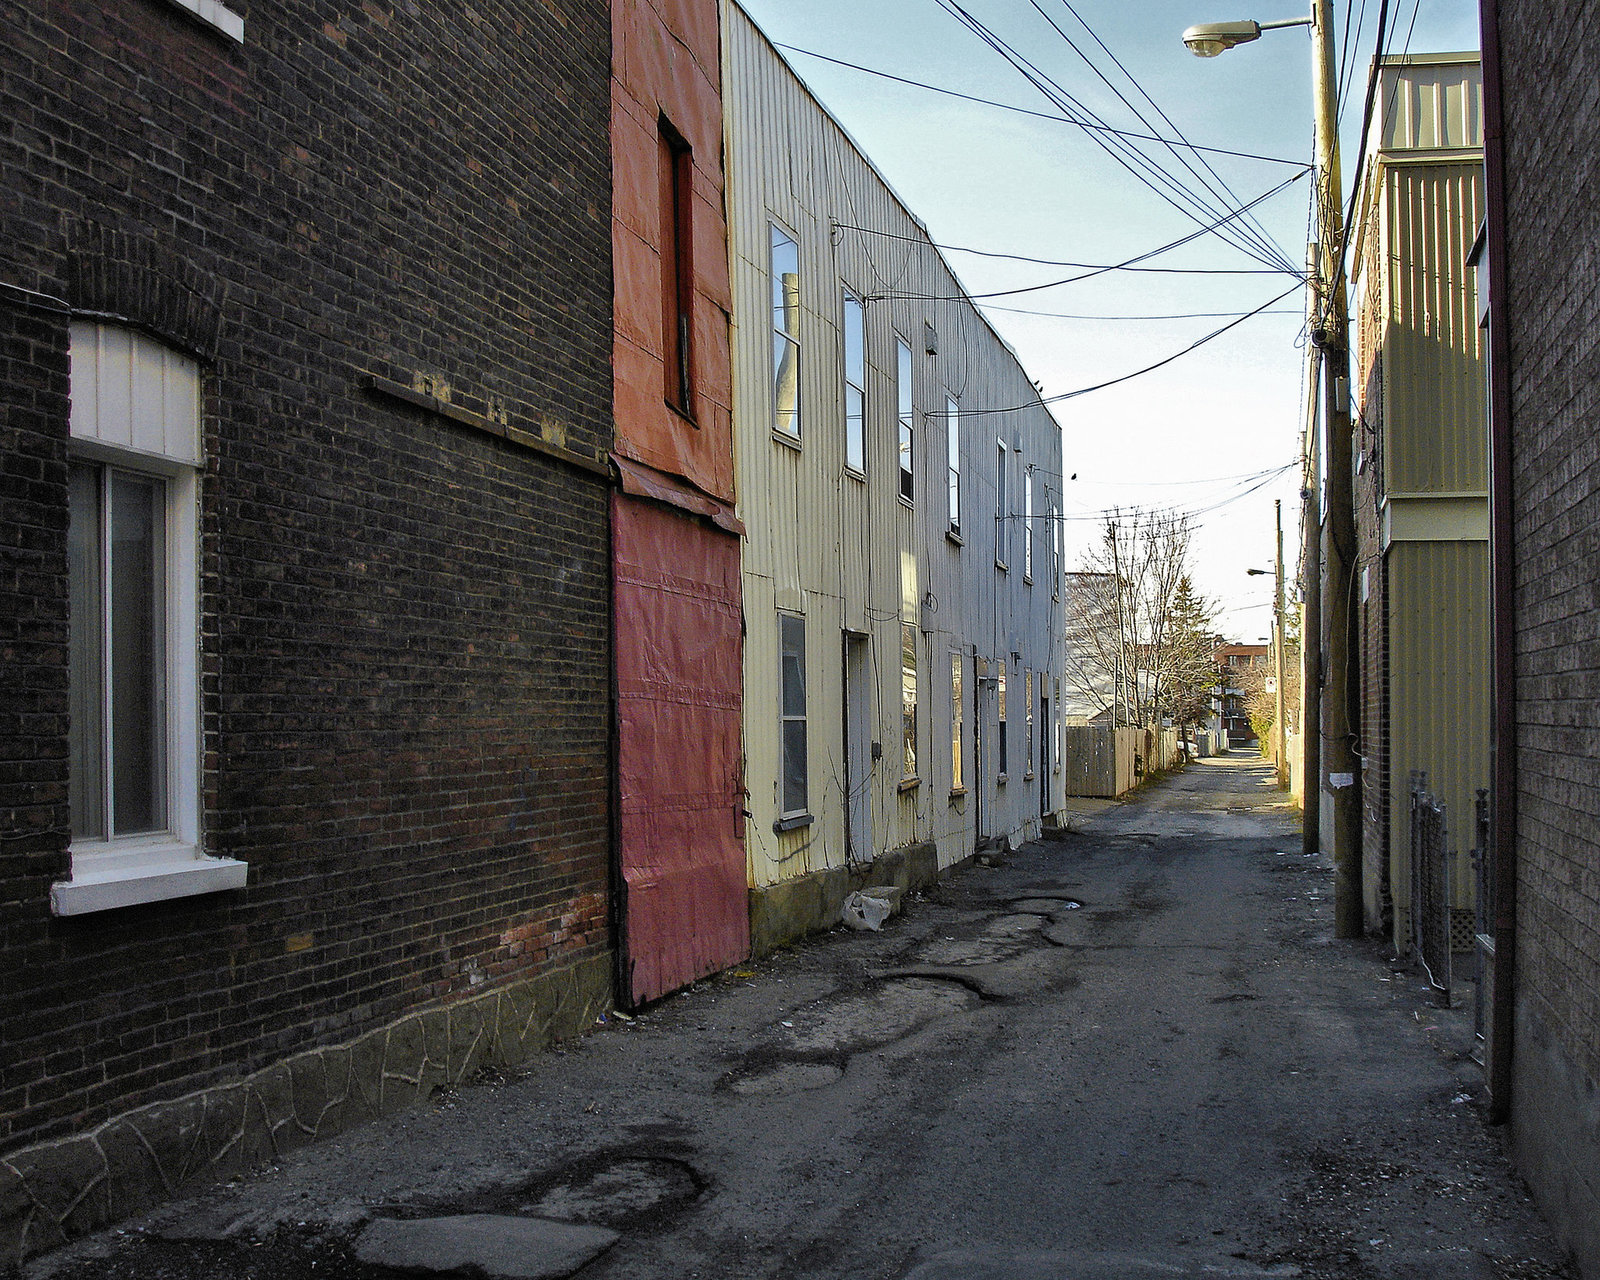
[27,754,1574,1280]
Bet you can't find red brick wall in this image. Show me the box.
[0,0,613,1152]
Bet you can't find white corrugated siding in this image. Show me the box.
[725,1,1066,889]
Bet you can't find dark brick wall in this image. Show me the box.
[1352,220,1390,939]
[0,0,613,1153]
[1498,0,1600,1102]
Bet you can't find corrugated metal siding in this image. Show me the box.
[725,1,1065,890]
[1384,163,1486,495]
[1377,59,1483,153]
[1385,540,1491,917]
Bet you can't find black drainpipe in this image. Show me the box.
[1477,0,1518,1126]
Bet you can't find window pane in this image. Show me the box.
[843,294,864,379]
[109,471,166,835]
[846,385,864,472]
[951,652,963,791]
[68,462,106,840]
[782,720,808,815]
[774,333,800,437]
[897,341,913,501]
[771,226,799,337]
[901,621,917,778]
[947,396,960,532]
[780,615,806,717]
[780,614,807,814]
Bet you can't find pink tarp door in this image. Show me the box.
[613,493,748,1005]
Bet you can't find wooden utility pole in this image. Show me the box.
[1274,500,1287,790]
[1310,0,1363,937]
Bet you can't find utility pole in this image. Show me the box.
[1273,499,1287,791]
[1310,0,1363,938]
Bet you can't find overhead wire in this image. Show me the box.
[930,0,1300,274]
[955,281,1303,415]
[773,42,1304,167]
[1037,0,1299,275]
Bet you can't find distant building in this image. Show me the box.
[1212,643,1268,745]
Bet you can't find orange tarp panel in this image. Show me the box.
[613,492,748,1004]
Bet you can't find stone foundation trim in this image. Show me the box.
[0,953,613,1273]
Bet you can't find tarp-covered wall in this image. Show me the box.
[613,493,748,1005]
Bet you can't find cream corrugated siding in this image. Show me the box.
[1384,162,1486,495]
[1386,540,1491,920]
[726,1,1065,890]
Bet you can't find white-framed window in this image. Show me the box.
[771,223,801,439]
[995,438,1008,569]
[996,659,1009,778]
[1024,465,1034,582]
[1052,501,1061,598]
[779,613,808,819]
[1025,670,1035,777]
[897,339,914,502]
[950,650,964,792]
[54,322,245,915]
[901,621,918,780]
[946,394,960,536]
[843,290,865,473]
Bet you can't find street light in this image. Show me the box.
[1181,16,1309,58]
[1245,502,1288,791]
[1184,3,1361,936]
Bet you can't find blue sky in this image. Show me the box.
[736,0,1482,638]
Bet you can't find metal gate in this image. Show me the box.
[1409,771,1453,1008]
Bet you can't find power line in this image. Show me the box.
[1038,0,1300,275]
[773,43,1304,167]
[958,282,1304,415]
[981,303,1305,321]
[930,0,1301,274]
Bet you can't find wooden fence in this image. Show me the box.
[1063,725,1182,798]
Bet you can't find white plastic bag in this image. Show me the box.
[840,891,892,931]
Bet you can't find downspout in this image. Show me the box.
[1477,0,1518,1126]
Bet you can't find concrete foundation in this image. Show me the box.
[0,953,613,1272]
[748,842,943,957]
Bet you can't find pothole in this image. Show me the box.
[727,1061,845,1096]
[776,978,981,1053]
[508,1156,703,1229]
[1011,897,1083,915]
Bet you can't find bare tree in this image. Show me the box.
[1063,510,1203,727]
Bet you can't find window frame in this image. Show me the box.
[778,612,810,824]
[1023,464,1034,583]
[659,117,695,419]
[946,393,961,538]
[896,338,914,503]
[900,620,919,784]
[997,658,1009,779]
[995,437,1008,570]
[770,221,802,441]
[54,322,245,915]
[842,289,866,475]
[950,649,964,794]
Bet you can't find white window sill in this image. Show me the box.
[165,0,245,42]
[52,845,248,915]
